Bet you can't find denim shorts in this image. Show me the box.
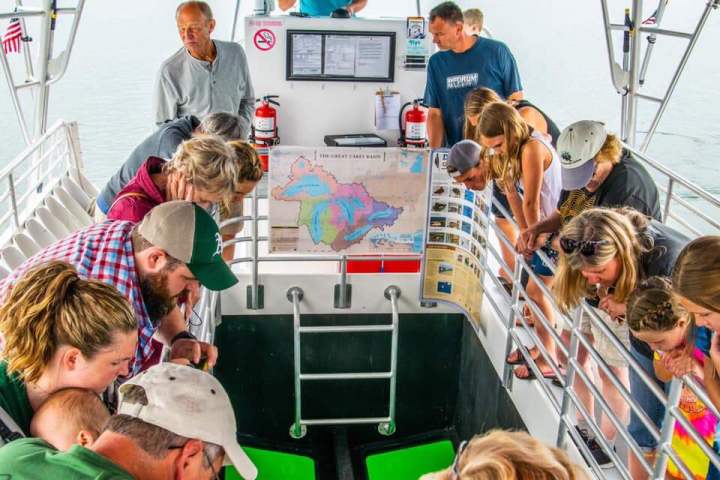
[530,244,558,277]
[491,182,523,218]
[628,344,667,450]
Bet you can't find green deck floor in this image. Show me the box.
[224,446,316,480]
[365,440,456,480]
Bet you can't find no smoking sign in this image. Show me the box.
[253,28,276,52]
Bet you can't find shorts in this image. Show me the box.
[219,201,244,236]
[568,306,631,368]
[491,182,523,219]
[628,344,667,449]
[530,243,558,277]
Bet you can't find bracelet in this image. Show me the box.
[171,330,197,345]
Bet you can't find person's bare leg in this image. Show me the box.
[629,451,654,480]
[496,217,517,282]
[599,365,630,442]
[514,275,556,378]
[558,331,596,425]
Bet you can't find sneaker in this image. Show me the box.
[574,427,615,469]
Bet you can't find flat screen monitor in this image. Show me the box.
[287,29,395,82]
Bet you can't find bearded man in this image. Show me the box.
[0,201,237,374]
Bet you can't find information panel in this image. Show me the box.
[287,30,395,82]
[420,150,492,327]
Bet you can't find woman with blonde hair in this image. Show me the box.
[673,236,720,480]
[461,87,560,296]
[476,102,563,383]
[555,207,688,472]
[106,135,241,222]
[420,430,588,480]
[0,261,137,440]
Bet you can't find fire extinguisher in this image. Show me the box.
[251,95,280,171]
[399,98,428,148]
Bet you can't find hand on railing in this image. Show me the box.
[598,294,627,320]
[661,348,703,379]
[515,226,543,257]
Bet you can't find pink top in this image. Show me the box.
[106,156,167,223]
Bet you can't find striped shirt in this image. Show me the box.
[0,221,154,374]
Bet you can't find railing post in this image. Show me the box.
[662,178,674,224]
[288,286,306,439]
[556,307,584,448]
[652,379,683,478]
[378,286,401,436]
[247,181,263,309]
[625,0,644,147]
[7,174,20,228]
[502,257,524,387]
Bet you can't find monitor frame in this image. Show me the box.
[286,29,396,83]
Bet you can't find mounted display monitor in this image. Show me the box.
[287,30,396,82]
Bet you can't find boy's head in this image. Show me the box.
[463,8,484,35]
[30,387,111,450]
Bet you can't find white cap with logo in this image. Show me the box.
[118,363,258,480]
[557,120,608,191]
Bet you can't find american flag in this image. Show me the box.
[2,17,22,54]
[642,7,659,25]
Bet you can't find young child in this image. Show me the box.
[29,387,110,451]
[628,276,718,479]
[463,8,484,36]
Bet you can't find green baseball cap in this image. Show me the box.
[138,201,238,291]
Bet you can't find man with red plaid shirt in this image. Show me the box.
[0,201,237,374]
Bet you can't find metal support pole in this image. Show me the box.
[556,308,583,448]
[639,0,668,85]
[625,0,643,147]
[247,182,262,309]
[640,0,719,151]
[33,0,55,139]
[230,0,241,43]
[0,48,31,144]
[620,8,631,140]
[652,379,683,478]
[662,178,674,223]
[15,0,36,82]
[379,285,401,436]
[416,0,422,16]
[47,0,86,86]
[7,174,20,228]
[599,0,628,93]
[288,286,306,439]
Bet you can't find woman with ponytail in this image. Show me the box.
[0,261,137,437]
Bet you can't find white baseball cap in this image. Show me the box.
[118,363,258,479]
[557,121,608,190]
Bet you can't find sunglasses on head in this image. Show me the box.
[559,237,609,256]
[452,440,469,479]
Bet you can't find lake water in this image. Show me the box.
[1,0,719,203]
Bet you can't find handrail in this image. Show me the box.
[287,286,306,440]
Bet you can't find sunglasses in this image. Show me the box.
[452,440,469,479]
[559,237,609,256]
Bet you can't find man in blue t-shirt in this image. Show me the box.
[424,2,523,148]
[279,0,367,16]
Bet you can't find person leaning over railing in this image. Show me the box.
[673,235,720,480]
[419,430,589,480]
[0,261,137,444]
[517,121,662,468]
[0,363,258,480]
[461,86,560,297]
[627,276,719,479]
[554,207,688,473]
[477,102,563,383]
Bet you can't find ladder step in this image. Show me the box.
[302,417,391,426]
[300,372,392,380]
[299,324,393,333]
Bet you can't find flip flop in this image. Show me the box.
[514,364,565,381]
[505,347,537,366]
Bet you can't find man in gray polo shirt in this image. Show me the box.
[154,1,254,135]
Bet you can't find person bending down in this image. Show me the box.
[420,430,588,480]
[30,388,111,451]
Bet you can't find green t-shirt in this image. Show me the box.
[0,438,134,479]
[0,361,32,435]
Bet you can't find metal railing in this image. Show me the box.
[478,147,720,478]
[0,120,82,247]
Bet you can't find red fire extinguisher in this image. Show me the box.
[251,95,280,171]
[399,98,428,148]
